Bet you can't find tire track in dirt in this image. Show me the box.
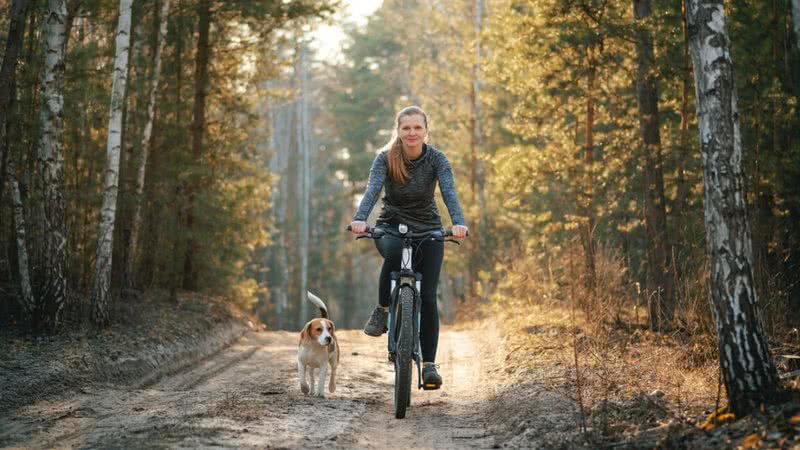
[334,330,497,449]
[0,328,499,449]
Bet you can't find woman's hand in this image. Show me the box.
[452,225,469,239]
[350,220,368,235]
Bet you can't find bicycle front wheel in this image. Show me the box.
[394,286,414,419]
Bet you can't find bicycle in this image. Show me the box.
[347,223,462,419]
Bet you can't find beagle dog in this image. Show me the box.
[298,292,339,397]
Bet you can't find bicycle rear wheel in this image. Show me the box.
[394,286,414,419]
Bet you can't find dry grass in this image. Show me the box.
[472,242,722,443]
[489,302,718,423]
[465,238,800,448]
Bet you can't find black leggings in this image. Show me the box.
[375,229,444,363]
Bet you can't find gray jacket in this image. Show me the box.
[352,144,466,231]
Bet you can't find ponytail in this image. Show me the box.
[387,134,409,184]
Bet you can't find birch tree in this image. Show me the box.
[2,0,33,319]
[37,0,70,331]
[686,0,780,415]
[125,0,170,289]
[91,0,133,326]
[633,0,673,330]
[7,157,35,317]
[0,1,30,317]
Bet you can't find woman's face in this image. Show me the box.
[397,114,427,148]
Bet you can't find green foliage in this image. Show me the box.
[0,0,335,327]
[484,0,641,261]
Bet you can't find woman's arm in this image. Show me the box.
[434,150,467,227]
[352,152,387,222]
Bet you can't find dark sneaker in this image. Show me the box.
[422,363,442,390]
[363,306,388,336]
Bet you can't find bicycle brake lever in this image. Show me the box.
[445,239,461,245]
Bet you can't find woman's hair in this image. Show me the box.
[385,106,428,184]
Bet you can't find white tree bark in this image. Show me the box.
[37,0,70,331]
[7,156,35,316]
[686,0,779,415]
[126,0,170,288]
[91,0,133,326]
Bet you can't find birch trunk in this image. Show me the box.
[686,0,780,415]
[37,0,70,331]
[91,0,133,326]
[633,0,674,331]
[125,0,170,289]
[7,156,35,316]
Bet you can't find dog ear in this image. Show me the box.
[300,321,312,343]
[307,321,316,337]
[327,320,335,335]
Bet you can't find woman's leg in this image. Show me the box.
[375,237,403,307]
[416,239,444,363]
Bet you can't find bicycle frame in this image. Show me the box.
[386,225,424,388]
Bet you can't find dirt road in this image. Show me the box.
[1,329,498,449]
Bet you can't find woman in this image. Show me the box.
[349,106,468,389]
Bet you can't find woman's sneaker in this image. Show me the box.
[422,363,442,390]
[363,306,388,336]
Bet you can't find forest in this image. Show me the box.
[2,0,800,447]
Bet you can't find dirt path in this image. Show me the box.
[0,328,498,449]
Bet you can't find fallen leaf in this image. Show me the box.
[739,433,761,449]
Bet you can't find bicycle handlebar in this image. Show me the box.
[345,224,466,244]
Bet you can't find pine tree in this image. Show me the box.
[633,0,673,330]
[181,0,211,291]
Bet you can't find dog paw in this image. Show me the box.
[329,382,336,393]
[314,391,325,398]
[300,382,310,394]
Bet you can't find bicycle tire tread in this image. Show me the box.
[394,286,414,419]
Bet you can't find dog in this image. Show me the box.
[298,291,339,397]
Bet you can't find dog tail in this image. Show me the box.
[307,291,328,319]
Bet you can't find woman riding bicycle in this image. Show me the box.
[349,105,468,390]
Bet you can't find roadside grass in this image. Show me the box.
[465,243,800,448]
